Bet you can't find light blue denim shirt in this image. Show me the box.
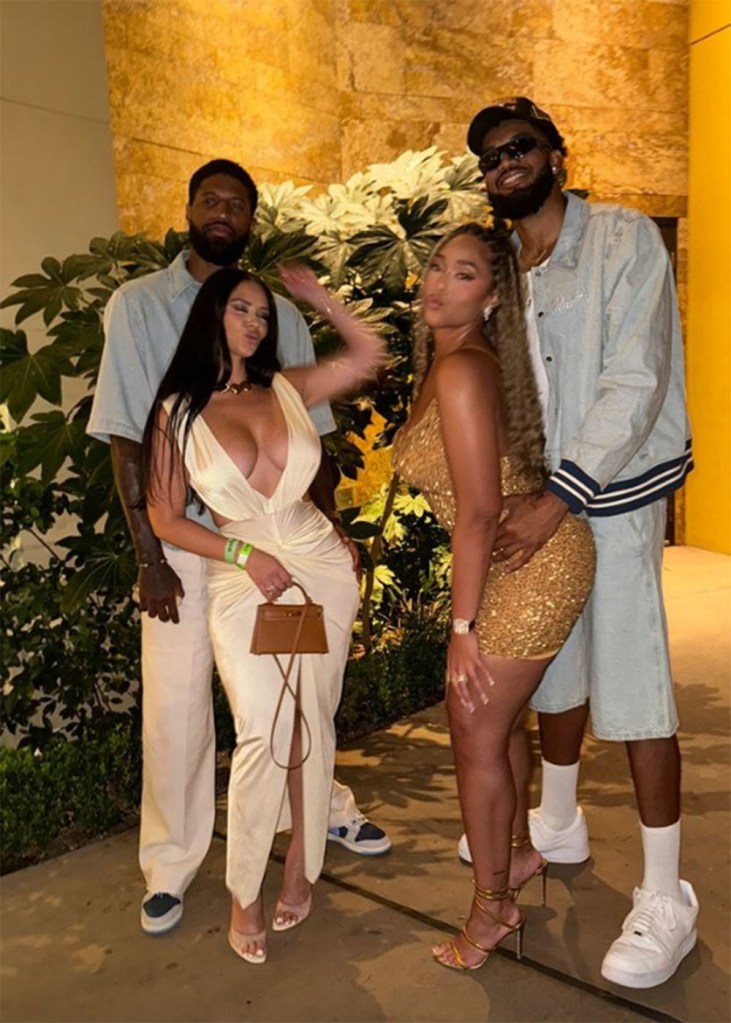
[529,194,692,516]
[87,250,336,446]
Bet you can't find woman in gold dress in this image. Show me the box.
[393,223,595,971]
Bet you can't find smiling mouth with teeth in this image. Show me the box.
[499,169,528,188]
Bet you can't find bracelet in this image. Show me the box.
[235,542,253,570]
[137,556,167,569]
[223,538,242,564]
[452,618,476,635]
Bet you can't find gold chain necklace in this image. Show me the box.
[218,380,253,395]
[520,239,557,271]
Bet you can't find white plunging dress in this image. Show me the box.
[166,373,359,906]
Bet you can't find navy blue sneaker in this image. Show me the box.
[141,892,183,935]
[327,811,391,855]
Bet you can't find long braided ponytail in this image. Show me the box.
[412,222,547,483]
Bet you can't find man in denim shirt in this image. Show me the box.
[88,159,390,937]
[461,98,697,989]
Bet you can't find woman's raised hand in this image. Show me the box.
[279,264,332,315]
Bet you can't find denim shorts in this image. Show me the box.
[530,500,679,741]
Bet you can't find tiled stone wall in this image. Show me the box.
[104,0,688,232]
[336,0,688,219]
[103,0,341,236]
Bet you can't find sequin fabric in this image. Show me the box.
[392,400,596,659]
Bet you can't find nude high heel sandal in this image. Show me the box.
[228,926,267,964]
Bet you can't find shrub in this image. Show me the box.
[0,723,141,873]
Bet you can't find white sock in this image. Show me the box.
[640,820,683,902]
[538,758,580,831]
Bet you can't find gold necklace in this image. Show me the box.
[520,240,556,271]
[218,380,253,395]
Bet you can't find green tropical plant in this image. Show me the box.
[1,147,488,746]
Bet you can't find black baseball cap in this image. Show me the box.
[467,97,566,156]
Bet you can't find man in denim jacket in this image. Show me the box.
[462,98,697,989]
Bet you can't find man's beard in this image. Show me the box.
[487,161,555,221]
[188,222,250,267]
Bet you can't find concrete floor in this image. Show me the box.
[1,546,729,1023]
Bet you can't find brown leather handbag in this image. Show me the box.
[250,582,328,769]
[250,582,328,656]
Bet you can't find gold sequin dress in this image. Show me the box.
[392,400,596,659]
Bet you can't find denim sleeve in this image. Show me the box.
[275,295,336,437]
[547,217,675,513]
[86,288,156,445]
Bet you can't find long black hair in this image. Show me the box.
[141,267,281,499]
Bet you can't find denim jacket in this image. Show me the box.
[529,193,693,516]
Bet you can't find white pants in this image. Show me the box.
[139,546,360,897]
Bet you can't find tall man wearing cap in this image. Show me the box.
[88,158,391,937]
[461,98,697,989]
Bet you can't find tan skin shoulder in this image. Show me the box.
[432,344,509,458]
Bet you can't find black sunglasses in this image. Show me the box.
[478,135,547,175]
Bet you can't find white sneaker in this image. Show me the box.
[327,811,391,855]
[457,807,590,865]
[140,892,183,935]
[528,807,590,864]
[601,880,698,989]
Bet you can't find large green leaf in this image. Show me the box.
[48,307,104,379]
[59,538,135,613]
[0,256,86,326]
[345,196,448,289]
[14,410,87,482]
[244,230,318,287]
[0,329,73,422]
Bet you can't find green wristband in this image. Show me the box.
[224,538,241,564]
[235,542,253,570]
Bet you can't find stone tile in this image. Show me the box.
[338,22,406,93]
[509,0,555,38]
[405,30,534,100]
[534,39,653,109]
[552,0,688,50]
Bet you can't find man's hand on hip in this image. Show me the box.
[138,562,185,623]
[494,491,570,571]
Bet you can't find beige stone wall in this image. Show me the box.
[336,0,688,219]
[104,0,688,233]
[103,0,341,236]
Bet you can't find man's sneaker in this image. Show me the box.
[527,807,590,864]
[327,811,391,856]
[140,892,183,935]
[600,880,698,989]
[457,807,590,865]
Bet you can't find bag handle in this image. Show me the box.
[269,580,313,770]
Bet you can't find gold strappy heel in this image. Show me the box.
[432,883,525,971]
[509,831,548,904]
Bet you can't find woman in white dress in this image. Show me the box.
[142,265,383,963]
